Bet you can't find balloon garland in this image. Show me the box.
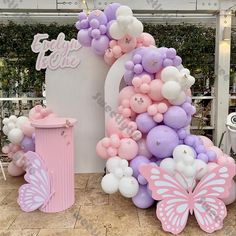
[76,3,236,234]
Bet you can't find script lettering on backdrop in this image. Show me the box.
[31,32,81,71]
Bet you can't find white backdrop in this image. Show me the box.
[46,47,109,173]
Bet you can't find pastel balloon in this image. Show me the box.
[221,180,236,205]
[132,185,154,209]
[138,33,155,47]
[136,113,156,134]
[162,81,181,100]
[163,106,188,129]
[173,145,196,162]
[118,138,138,160]
[7,162,24,177]
[130,94,152,114]
[96,140,110,159]
[88,10,107,25]
[160,158,176,175]
[101,173,119,194]
[142,50,163,74]
[77,29,92,47]
[118,35,137,52]
[8,128,24,144]
[91,35,110,55]
[195,159,208,180]
[147,125,179,159]
[16,116,29,128]
[161,66,180,82]
[208,146,223,159]
[137,138,152,159]
[118,86,136,104]
[130,155,151,178]
[21,121,35,137]
[119,176,139,198]
[148,79,164,102]
[21,136,35,152]
[198,136,214,148]
[104,3,121,21]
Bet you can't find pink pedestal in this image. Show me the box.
[32,117,76,213]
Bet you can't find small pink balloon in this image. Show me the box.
[96,140,110,159]
[118,35,137,53]
[148,104,158,116]
[118,138,138,160]
[137,138,152,159]
[137,33,155,47]
[217,154,235,165]
[112,45,122,58]
[104,52,116,65]
[199,136,214,148]
[221,180,236,205]
[132,130,142,141]
[118,86,136,104]
[157,103,168,114]
[102,137,111,148]
[148,79,164,102]
[132,77,142,87]
[107,147,118,156]
[11,144,21,153]
[7,162,25,177]
[130,94,152,114]
[110,134,121,148]
[140,84,150,94]
[153,113,164,123]
[21,121,35,137]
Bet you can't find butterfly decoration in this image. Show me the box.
[17,151,54,212]
[140,164,236,234]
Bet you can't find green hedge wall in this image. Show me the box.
[0,21,235,97]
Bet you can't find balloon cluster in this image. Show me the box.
[1,105,53,176]
[77,3,236,208]
[101,156,139,198]
[76,3,155,65]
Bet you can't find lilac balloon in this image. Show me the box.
[104,3,121,21]
[133,64,143,74]
[99,25,107,34]
[133,54,142,64]
[163,58,174,67]
[206,150,217,162]
[88,10,107,25]
[158,47,168,55]
[77,29,92,47]
[173,56,182,66]
[138,174,148,185]
[195,145,206,154]
[78,12,87,21]
[125,61,135,70]
[166,48,177,59]
[91,35,109,55]
[136,113,157,134]
[146,125,179,159]
[184,135,196,147]
[21,136,35,152]
[91,29,101,39]
[132,185,155,209]
[130,156,151,178]
[124,71,134,85]
[75,21,81,30]
[142,50,163,74]
[177,128,187,140]
[163,106,188,129]
[197,153,209,163]
[80,19,89,29]
[90,19,100,29]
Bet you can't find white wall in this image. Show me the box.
[46,47,109,173]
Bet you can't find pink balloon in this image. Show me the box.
[21,121,35,137]
[207,163,219,173]
[130,94,152,114]
[137,138,152,159]
[148,79,164,102]
[118,138,138,160]
[104,51,116,65]
[8,162,25,177]
[221,180,236,205]
[11,144,21,153]
[118,35,137,53]
[217,154,235,166]
[118,86,136,104]
[96,140,110,159]
[2,145,9,154]
[199,136,214,148]
[137,33,155,47]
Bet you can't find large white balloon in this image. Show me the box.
[16,116,29,129]
[3,118,9,125]
[119,176,139,198]
[109,22,124,40]
[8,128,24,144]
[162,81,181,100]
[127,18,143,37]
[116,5,133,17]
[3,125,9,135]
[173,145,195,162]
[161,66,180,82]
[101,173,119,194]
[9,115,17,122]
[170,91,186,106]
[106,156,121,173]
[160,158,176,175]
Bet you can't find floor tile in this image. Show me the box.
[75,174,90,189]
[9,207,77,230]
[109,192,134,207]
[75,205,139,236]
[0,229,39,236]
[0,208,21,230]
[87,173,104,189]
[0,173,25,190]
[0,190,21,211]
[0,189,12,203]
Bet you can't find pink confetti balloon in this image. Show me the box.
[118,138,138,160]
[118,35,137,53]
[130,94,152,114]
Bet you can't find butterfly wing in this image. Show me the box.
[17,151,51,212]
[140,164,190,234]
[193,165,236,233]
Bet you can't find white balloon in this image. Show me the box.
[182,165,196,178]
[3,118,9,125]
[170,91,186,105]
[162,81,181,100]
[117,15,133,26]
[187,75,195,87]
[161,66,181,82]
[176,64,184,71]
[119,176,139,198]
[8,128,24,144]
[109,21,124,40]
[7,122,16,130]
[173,145,195,162]
[106,156,121,173]
[3,125,9,135]
[101,173,119,194]
[180,68,190,76]
[120,159,129,170]
[160,158,176,175]
[123,167,133,177]
[16,116,29,129]
[182,155,195,166]
[116,5,133,17]
[127,18,143,37]
[114,167,124,179]
[9,115,17,122]
[176,161,185,173]
[195,159,208,180]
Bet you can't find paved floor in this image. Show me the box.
[0,170,235,236]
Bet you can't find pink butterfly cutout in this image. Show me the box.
[140,164,236,234]
[17,151,54,212]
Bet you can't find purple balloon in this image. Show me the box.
[104,3,121,21]
[78,12,87,21]
[177,128,188,140]
[163,58,174,67]
[146,125,179,159]
[206,150,217,162]
[21,136,35,152]
[195,145,206,154]
[133,64,143,74]
[132,185,155,209]
[166,48,177,59]
[77,29,92,47]
[88,10,107,25]
[184,135,196,147]
[197,153,209,163]
[91,35,109,55]
[99,25,107,34]
[163,106,188,129]
[173,56,182,66]
[136,113,157,134]
[91,29,101,39]
[130,156,151,178]
[133,54,142,64]
[142,50,163,74]
[138,174,148,185]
